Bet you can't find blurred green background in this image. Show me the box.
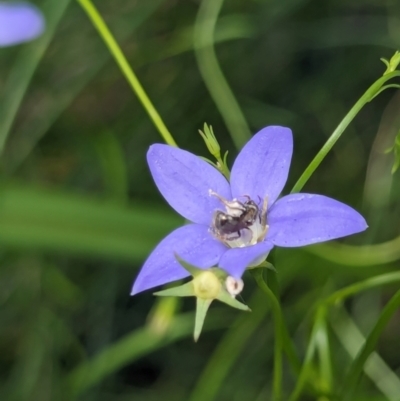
[1,0,400,400]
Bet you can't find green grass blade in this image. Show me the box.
[340,289,400,400]
[0,0,72,154]
[66,310,231,397]
[0,183,181,262]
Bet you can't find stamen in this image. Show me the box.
[260,196,268,227]
[257,196,269,242]
[209,190,245,216]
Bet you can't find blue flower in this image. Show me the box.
[0,2,45,47]
[132,126,367,294]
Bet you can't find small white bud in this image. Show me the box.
[225,276,244,297]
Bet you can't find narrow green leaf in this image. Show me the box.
[0,0,72,154]
[330,307,400,401]
[4,0,166,172]
[0,183,181,261]
[66,310,231,397]
[340,289,400,400]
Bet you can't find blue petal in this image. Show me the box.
[230,126,293,206]
[218,241,274,277]
[131,224,227,294]
[0,3,45,47]
[147,144,231,225]
[267,194,368,247]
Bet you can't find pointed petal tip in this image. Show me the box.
[230,125,293,205]
[348,209,368,234]
[130,283,141,296]
[268,194,369,247]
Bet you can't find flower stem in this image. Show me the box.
[66,310,230,397]
[76,0,178,148]
[305,234,400,267]
[322,271,400,306]
[291,70,400,193]
[194,0,251,150]
[251,268,283,401]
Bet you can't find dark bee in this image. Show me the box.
[212,199,259,241]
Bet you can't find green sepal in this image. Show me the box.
[260,261,277,272]
[194,290,250,341]
[217,291,251,312]
[209,266,229,280]
[156,254,251,341]
[199,156,219,168]
[154,281,194,297]
[194,298,213,341]
[248,260,276,272]
[174,254,229,281]
[174,253,204,277]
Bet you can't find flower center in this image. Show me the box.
[209,190,268,248]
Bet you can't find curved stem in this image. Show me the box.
[291,71,400,193]
[76,0,177,147]
[305,233,400,267]
[194,0,251,150]
[66,310,229,397]
[322,271,400,306]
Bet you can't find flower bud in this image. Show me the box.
[381,50,400,75]
[225,276,244,297]
[192,270,222,299]
[199,123,221,159]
